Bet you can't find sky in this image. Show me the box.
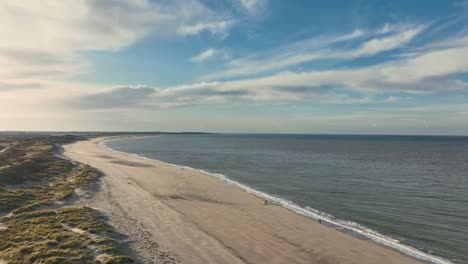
[1,0,468,134]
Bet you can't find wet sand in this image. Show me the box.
[63,137,422,264]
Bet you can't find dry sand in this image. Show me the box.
[63,137,422,264]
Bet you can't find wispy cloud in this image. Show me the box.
[191,48,218,63]
[351,26,424,57]
[68,31,468,110]
[238,0,266,14]
[177,20,234,36]
[191,48,229,63]
[201,24,425,80]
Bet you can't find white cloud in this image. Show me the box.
[1,2,467,134]
[191,48,229,63]
[201,25,425,80]
[351,26,425,57]
[377,46,468,83]
[0,0,245,130]
[191,48,217,63]
[0,0,236,90]
[376,23,403,34]
[66,32,468,110]
[336,29,366,41]
[200,30,365,80]
[3,77,468,134]
[177,20,234,36]
[238,0,265,14]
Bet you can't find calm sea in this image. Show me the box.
[104,134,468,263]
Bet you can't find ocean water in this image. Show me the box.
[104,134,468,263]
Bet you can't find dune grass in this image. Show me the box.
[0,207,133,264]
[0,164,96,215]
[0,137,133,263]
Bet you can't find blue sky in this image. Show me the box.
[1,0,468,134]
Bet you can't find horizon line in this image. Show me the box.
[1,131,468,137]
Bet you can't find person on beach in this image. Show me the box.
[319,219,322,224]
[264,200,268,205]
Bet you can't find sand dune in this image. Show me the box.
[63,138,422,264]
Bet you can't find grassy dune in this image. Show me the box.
[0,136,133,264]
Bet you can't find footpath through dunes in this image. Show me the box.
[63,137,425,264]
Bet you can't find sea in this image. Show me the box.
[103,134,468,263]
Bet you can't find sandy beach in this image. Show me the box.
[62,137,422,264]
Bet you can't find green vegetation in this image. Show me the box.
[0,136,133,263]
[0,165,93,214]
[0,141,70,185]
[0,207,132,263]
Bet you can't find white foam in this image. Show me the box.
[98,138,452,264]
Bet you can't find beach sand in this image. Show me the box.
[63,138,422,264]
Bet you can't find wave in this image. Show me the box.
[98,137,452,264]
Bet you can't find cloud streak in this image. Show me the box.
[191,48,229,63]
[201,25,425,80]
[71,31,468,110]
[191,48,219,63]
[177,21,234,36]
[238,0,266,14]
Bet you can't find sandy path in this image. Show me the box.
[63,138,422,264]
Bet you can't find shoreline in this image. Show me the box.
[99,136,452,264]
[64,137,439,264]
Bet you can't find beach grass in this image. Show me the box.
[0,207,132,264]
[0,136,134,263]
[0,163,96,215]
